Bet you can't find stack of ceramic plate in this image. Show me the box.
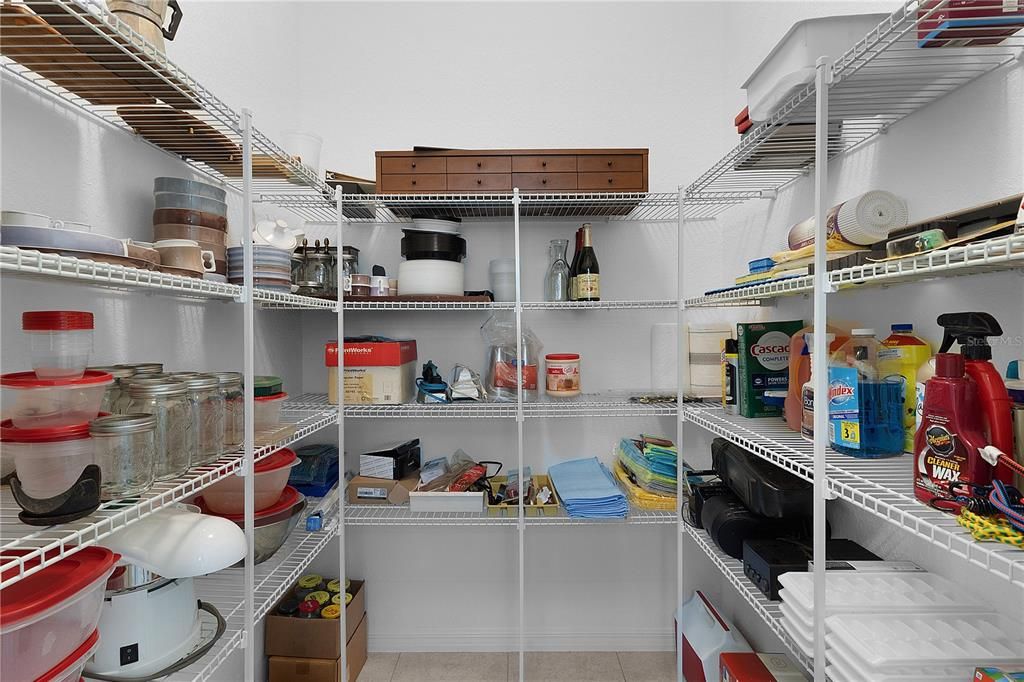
[227,245,292,292]
[152,178,229,275]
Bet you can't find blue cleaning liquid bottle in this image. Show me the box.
[828,328,904,458]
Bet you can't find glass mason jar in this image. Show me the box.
[183,374,225,465]
[127,379,192,480]
[113,374,171,414]
[89,413,156,499]
[211,372,244,453]
[89,365,136,413]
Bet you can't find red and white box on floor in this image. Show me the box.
[325,339,417,405]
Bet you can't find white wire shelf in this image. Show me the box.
[334,300,677,311]
[252,289,337,310]
[684,233,1024,307]
[337,392,679,419]
[683,1,1024,216]
[345,504,675,526]
[522,299,678,310]
[683,406,1024,588]
[685,525,813,675]
[0,0,331,200]
[0,402,337,589]
[167,510,338,681]
[265,192,680,224]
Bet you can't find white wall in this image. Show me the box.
[4,0,1022,677]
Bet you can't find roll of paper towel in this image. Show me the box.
[651,323,678,390]
[788,190,908,249]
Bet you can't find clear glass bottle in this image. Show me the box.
[182,374,225,465]
[544,239,570,302]
[90,413,156,499]
[127,379,191,480]
[211,371,244,453]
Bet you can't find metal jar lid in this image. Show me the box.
[119,363,164,375]
[181,374,221,391]
[128,378,188,398]
[88,365,136,380]
[210,371,243,387]
[90,413,157,435]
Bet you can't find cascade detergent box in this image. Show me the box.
[736,320,803,418]
[326,338,417,405]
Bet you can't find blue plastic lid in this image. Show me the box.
[891,323,914,332]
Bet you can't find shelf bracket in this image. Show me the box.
[234,286,248,304]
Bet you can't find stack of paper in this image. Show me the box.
[549,457,628,519]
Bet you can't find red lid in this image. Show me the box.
[22,311,94,332]
[195,485,301,522]
[255,448,298,474]
[0,417,101,443]
[254,392,288,402]
[935,352,966,378]
[546,354,580,361]
[37,629,100,681]
[0,370,113,389]
[298,599,320,616]
[0,547,118,628]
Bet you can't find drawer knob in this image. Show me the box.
[542,161,547,167]
[477,179,482,185]
[607,161,613,167]
[542,179,547,185]
[477,162,482,168]
[608,178,613,183]
[412,180,417,186]
[411,162,416,168]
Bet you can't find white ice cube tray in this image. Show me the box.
[778,571,983,615]
[826,639,968,682]
[825,612,1024,670]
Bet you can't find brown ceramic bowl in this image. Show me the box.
[124,241,161,266]
[153,223,227,244]
[215,259,227,275]
[153,208,227,231]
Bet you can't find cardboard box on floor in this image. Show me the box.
[265,579,366,659]
[347,473,418,505]
[268,613,368,682]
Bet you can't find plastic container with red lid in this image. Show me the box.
[195,484,302,524]
[0,419,96,499]
[22,311,95,380]
[253,392,288,431]
[0,547,117,682]
[201,448,300,514]
[36,629,100,682]
[1,371,113,429]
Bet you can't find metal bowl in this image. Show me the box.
[230,495,307,566]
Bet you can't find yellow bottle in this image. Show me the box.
[878,323,932,453]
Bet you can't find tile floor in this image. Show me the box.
[356,651,677,682]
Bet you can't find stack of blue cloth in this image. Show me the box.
[549,457,628,519]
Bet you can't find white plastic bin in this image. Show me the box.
[0,420,95,499]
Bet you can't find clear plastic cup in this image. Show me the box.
[22,311,94,379]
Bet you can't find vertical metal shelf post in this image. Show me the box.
[337,189,348,682]
[675,187,686,682]
[512,188,526,681]
[811,57,834,682]
[240,108,257,681]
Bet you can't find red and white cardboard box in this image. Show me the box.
[326,339,417,404]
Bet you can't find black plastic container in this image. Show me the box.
[401,230,467,262]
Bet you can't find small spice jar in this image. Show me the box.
[211,372,243,453]
[182,374,225,466]
[545,353,581,398]
[320,604,341,620]
[295,574,325,599]
[89,413,156,499]
[89,365,135,414]
[297,599,320,619]
[127,379,192,480]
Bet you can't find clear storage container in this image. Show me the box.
[201,448,298,514]
[1,371,113,429]
[22,311,94,379]
[0,420,94,499]
[127,379,191,480]
[89,413,156,499]
[254,392,288,431]
[0,547,116,682]
[211,372,243,452]
[183,375,225,465]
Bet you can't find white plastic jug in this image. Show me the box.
[676,591,752,682]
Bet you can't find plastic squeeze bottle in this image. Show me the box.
[879,324,932,453]
[785,325,848,432]
[914,353,992,505]
[936,312,1015,484]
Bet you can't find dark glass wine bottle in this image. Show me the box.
[575,223,600,301]
[568,227,582,301]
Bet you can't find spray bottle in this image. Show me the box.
[936,312,1015,484]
